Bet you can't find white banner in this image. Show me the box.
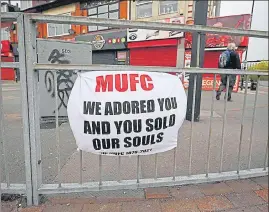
[67,71,187,156]
[127,16,184,42]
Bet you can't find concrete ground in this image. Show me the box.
[1,176,268,212]
[0,81,268,184]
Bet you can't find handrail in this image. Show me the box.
[1,12,21,21]
[33,63,269,76]
[25,13,269,38]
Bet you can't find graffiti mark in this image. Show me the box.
[48,49,70,64]
[45,49,75,113]
[45,71,55,98]
[56,71,74,111]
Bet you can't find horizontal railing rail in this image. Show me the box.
[1,13,268,38]
[0,183,26,194]
[1,62,20,69]
[33,63,269,76]
[37,168,267,195]
[1,12,21,21]
[28,14,268,38]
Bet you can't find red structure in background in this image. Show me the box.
[184,14,251,92]
[128,39,184,81]
[1,40,15,80]
[184,49,243,91]
[185,14,251,49]
[128,39,178,67]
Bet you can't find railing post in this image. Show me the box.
[17,13,34,206]
[186,0,208,122]
[0,7,3,210]
[23,14,42,205]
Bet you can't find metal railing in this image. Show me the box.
[1,13,268,206]
[1,13,33,206]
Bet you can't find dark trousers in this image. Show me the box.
[216,83,233,100]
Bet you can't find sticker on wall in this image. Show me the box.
[92,35,105,49]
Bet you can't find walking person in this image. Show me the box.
[216,43,241,101]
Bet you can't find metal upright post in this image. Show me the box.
[0,2,2,210]
[17,13,34,206]
[186,0,208,122]
[23,14,41,205]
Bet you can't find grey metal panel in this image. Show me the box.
[92,51,116,65]
[37,39,92,120]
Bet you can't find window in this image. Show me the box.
[192,1,196,19]
[136,0,152,19]
[47,13,71,37]
[1,27,10,40]
[26,0,32,9]
[1,6,6,12]
[88,1,119,32]
[159,1,178,15]
[20,0,32,10]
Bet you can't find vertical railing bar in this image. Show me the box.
[0,50,10,187]
[118,156,121,183]
[172,147,177,181]
[0,109,10,188]
[0,154,1,210]
[248,76,260,169]
[79,150,83,184]
[0,9,3,207]
[54,72,61,188]
[219,75,230,173]
[154,153,158,180]
[99,155,102,186]
[17,13,33,206]
[136,155,140,183]
[264,140,268,171]
[237,74,249,174]
[24,15,41,205]
[206,74,216,177]
[188,32,200,176]
[189,74,197,176]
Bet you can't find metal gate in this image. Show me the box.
[1,13,268,206]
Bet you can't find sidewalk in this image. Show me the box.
[1,176,268,212]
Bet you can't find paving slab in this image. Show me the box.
[225,192,266,208]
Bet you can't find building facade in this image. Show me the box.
[20,0,55,11]
[22,0,128,40]
[76,29,129,65]
[1,2,19,43]
[3,0,220,42]
[129,0,220,23]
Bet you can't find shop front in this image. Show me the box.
[184,14,251,92]
[75,29,129,65]
[127,16,185,69]
[128,39,178,67]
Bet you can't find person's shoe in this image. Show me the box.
[227,98,233,102]
[216,93,220,100]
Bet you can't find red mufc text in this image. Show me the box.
[95,74,154,92]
